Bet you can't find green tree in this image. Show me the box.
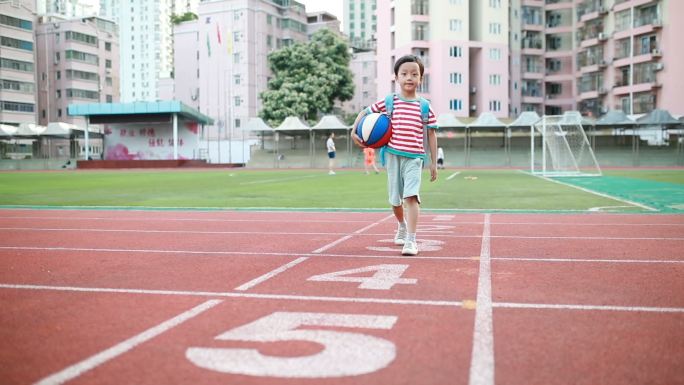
[170,12,198,25]
[260,29,354,126]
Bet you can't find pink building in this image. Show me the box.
[0,0,37,127]
[375,0,510,118]
[511,0,684,117]
[172,0,308,141]
[35,15,120,127]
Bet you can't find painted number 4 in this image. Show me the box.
[308,264,417,290]
[186,312,398,378]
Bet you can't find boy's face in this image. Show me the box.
[396,62,422,94]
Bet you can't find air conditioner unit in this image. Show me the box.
[470,105,477,111]
[598,6,608,14]
[600,106,608,113]
[651,48,662,56]
[652,19,663,28]
[654,63,664,71]
[470,86,477,93]
[598,59,607,67]
[597,32,607,41]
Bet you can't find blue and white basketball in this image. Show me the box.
[356,113,393,148]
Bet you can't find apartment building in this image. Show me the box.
[376,0,510,118]
[35,15,119,127]
[172,0,308,140]
[36,0,99,17]
[511,0,683,117]
[344,0,377,49]
[0,0,37,127]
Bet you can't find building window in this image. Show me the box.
[58,108,62,117]
[489,74,501,85]
[449,19,462,32]
[489,0,501,8]
[449,46,462,57]
[234,74,241,85]
[105,42,111,51]
[450,99,463,111]
[489,23,501,34]
[489,100,501,111]
[450,72,463,84]
[489,48,502,60]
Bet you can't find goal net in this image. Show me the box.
[531,113,601,177]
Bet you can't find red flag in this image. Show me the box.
[216,23,221,44]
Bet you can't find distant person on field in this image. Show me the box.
[363,147,380,174]
[351,54,438,256]
[437,147,445,169]
[326,132,336,175]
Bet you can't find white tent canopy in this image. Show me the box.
[508,111,540,127]
[0,123,18,136]
[275,116,310,132]
[468,112,506,127]
[595,110,635,126]
[436,113,467,128]
[637,109,681,125]
[241,117,273,133]
[312,115,349,130]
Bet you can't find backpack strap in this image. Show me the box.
[419,97,430,125]
[384,93,395,118]
[419,97,432,166]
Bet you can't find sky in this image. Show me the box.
[297,0,345,30]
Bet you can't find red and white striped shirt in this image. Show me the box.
[368,95,438,158]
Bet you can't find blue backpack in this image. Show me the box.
[380,93,432,165]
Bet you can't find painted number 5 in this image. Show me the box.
[186,312,398,378]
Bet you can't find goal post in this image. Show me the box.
[531,113,601,177]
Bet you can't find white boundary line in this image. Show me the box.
[311,214,394,254]
[446,172,461,181]
[0,215,373,224]
[2,246,683,264]
[238,175,320,185]
[3,227,684,241]
[33,299,222,385]
[494,302,684,313]
[3,215,683,227]
[0,284,463,307]
[469,213,494,385]
[521,170,658,212]
[234,257,309,291]
[494,257,684,264]
[3,283,684,313]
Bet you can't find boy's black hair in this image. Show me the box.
[393,55,424,77]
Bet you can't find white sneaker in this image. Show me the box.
[402,240,418,256]
[328,170,336,175]
[394,227,406,245]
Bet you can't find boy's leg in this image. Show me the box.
[387,153,407,245]
[399,158,423,256]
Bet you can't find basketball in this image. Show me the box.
[356,113,393,148]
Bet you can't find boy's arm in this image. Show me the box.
[351,110,368,148]
[428,128,438,181]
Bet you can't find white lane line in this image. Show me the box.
[493,302,684,313]
[4,246,684,264]
[238,175,320,185]
[0,216,372,224]
[5,216,682,227]
[311,214,394,254]
[4,228,683,241]
[446,172,461,181]
[234,257,309,291]
[493,257,684,264]
[0,246,478,261]
[469,213,494,385]
[33,299,221,385]
[0,284,462,307]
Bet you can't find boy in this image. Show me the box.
[351,55,438,255]
[326,132,336,175]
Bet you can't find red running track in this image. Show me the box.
[0,209,683,385]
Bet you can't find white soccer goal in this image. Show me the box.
[531,112,601,177]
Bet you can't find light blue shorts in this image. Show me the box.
[386,152,423,206]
